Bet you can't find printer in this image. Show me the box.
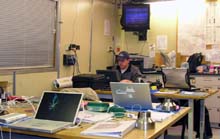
[72,74,108,90]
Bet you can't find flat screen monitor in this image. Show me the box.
[162,68,190,90]
[121,4,150,31]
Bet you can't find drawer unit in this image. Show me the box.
[191,75,220,89]
[207,107,220,124]
[191,74,220,126]
[205,92,220,108]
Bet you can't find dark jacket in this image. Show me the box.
[114,64,142,82]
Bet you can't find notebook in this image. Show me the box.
[110,82,152,111]
[9,91,83,133]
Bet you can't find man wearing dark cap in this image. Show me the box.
[114,51,142,83]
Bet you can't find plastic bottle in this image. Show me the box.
[209,65,214,74]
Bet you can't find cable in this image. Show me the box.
[7,97,36,115]
[0,105,7,115]
[139,41,147,55]
[72,49,81,75]
[9,128,11,139]
[0,127,3,139]
[124,32,129,51]
[131,104,142,112]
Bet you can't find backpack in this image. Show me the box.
[187,53,203,73]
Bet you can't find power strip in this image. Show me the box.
[0,113,27,124]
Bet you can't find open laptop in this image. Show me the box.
[162,68,190,90]
[110,82,152,111]
[96,70,121,90]
[10,91,83,133]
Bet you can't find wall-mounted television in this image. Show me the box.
[121,4,150,31]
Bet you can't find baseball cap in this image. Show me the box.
[117,51,130,61]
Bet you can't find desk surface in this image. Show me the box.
[96,89,218,100]
[154,90,218,100]
[4,106,190,139]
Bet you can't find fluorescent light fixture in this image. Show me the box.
[131,0,175,3]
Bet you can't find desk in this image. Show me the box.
[154,90,217,139]
[3,106,190,139]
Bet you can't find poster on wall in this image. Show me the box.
[104,19,111,36]
[156,35,167,50]
[177,0,206,55]
[205,50,220,63]
[149,44,155,58]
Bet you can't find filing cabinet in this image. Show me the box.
[190,74,220,127]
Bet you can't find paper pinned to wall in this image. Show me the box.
[104,19,111,36]
[215,3,220,26]
[215,27,220,44]
[156,35,167,50]
[206,26,215,44]
[205,47,220,63]
[149,44,155,58]
[178,0,206,55]
[212,44,220,50]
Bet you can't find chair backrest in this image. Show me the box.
[187,53,203,73]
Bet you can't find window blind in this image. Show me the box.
[0,0,56,69]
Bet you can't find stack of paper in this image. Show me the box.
[148,110,174,122]
[181,91,208,96]
[81,120,136,138]
[77,111,113,123]
[155,90,178,94]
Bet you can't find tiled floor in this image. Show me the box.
[158,126,220,139]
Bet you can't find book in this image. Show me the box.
[148,110,174,122]
[81,120,136,138]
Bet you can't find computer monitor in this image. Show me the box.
[162,68,190,90]
[96,70,121,83]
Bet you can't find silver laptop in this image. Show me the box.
[10,91,83,133]
[162,68,190,90]
[110,82,152,111]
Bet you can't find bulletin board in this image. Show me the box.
[177,1,220,63]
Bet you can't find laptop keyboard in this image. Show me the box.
[13,119,71,128]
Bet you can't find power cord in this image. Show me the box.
[6,96,36,115]
[0,127,3,139]
[72,48,81,76]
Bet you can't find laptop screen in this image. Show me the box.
[162,68,190,90]
[96,70,121,82]
[35,92,83,123]
[110,82,152,111]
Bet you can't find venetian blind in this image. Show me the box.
[0,0,56,69]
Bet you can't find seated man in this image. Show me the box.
[113,51,143,83]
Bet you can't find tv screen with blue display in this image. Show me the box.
[121,4,150,31]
